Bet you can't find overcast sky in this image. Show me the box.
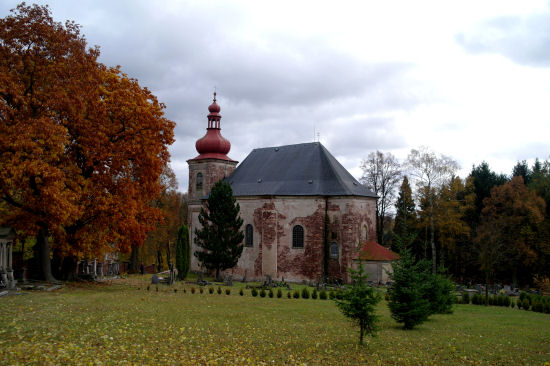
[3,1,550,192]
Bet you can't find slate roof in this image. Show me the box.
[226,142,377,197]
[355,241,399,261]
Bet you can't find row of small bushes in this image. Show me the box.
[458,291,550,314]
[248,287,345,300]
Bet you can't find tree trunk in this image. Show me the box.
[130,245,140,274]
[166,241,171,267]
[61,256,77,281]
[215,267,221,282]
[36,226,55,282]
[359,325,364,345]
[429,190,436,274]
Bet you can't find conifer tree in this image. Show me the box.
[175,224,190,280]
[393,176,416,244]
[194,181,244,281]
[334,265,381,344]
[387,230,431,330]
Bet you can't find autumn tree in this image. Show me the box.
[476,176,546,285]
[0,4,174,280]
[194,180,244,281]
[135,166,186,273]
[433,176,474,274]
[360,151,402,245]
[406,147,458,273]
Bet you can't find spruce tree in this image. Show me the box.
[387,230,431,330]
[175,224,190,280]
[194,180,244,281]
[393,176,416,253]
[334,265,381,344]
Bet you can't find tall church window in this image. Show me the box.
[292,225,304,248]
[330,242,339,259]
[196,172,203,191]
[361,224,368,242]
[245,224,253,247]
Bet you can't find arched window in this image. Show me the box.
[361,224,368,241]
[196,172,203,191]
[330,242,339,259]
[245,224,253,247]
[292,225,304,248]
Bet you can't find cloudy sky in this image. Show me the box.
[2,0,550,191]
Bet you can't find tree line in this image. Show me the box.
[361,148,550,287]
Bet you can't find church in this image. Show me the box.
[187,94,378,283]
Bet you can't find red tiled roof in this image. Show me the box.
[355,241,399,261]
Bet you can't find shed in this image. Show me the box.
[354,241,399,284]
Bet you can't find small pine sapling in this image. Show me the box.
[334,265,381,345]
[277,289,283,298]
[293,289,300,299]
[301,287,310,299]
[251,288,258,297]
[239,288,244,296]
[319,290,328,300]
[268,289,274,298]
[312,289,318,299]
[225,288,231,295]
[260,289,266,298]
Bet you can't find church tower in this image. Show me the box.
[187,93,238,269]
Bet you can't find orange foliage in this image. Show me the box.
[0,4,174,259]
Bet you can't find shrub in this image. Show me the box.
[191,287,196,294]
[287,291,292,299]
[259,289,266,298]
[510,299,515,308]
[516,299,522,309]
[335,290,344,300]
[217,286,222,295]
[522,298,530,310]
[519,291,527,302]
[268,289,274,298]
[311,289,318,299]
[199,287,204,294]
[183,288,186,294]
[462,292,470,304]
[277,289,282,298]
[329,291,336,300]
[293,289,300,299]
[333,265,381,344]
[387,244,431,330]
[319,290,327,300]
[533,301,544,313]
[225,288,231,295]
[544,302,550,314]
[208,287,214,294]
[251,288,258,297]
[301,287,310,299]
[239,288,244,296]
[422,268,455,314]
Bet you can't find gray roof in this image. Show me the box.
[226,142,377,198]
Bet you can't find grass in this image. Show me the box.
[0,277,549,365]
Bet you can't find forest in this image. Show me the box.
[361,148,550,287]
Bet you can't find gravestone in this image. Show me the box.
[151,274,160,284]
[242,270,247,283]
[224,275,233,286]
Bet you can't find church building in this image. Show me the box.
[188,94,378,283]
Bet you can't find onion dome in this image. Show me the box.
[192,92,235,161]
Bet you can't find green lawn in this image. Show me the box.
[1,277,549,365]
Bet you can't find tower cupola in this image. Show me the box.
[193,92,234,161]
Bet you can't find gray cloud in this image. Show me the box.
[456,10,550,67]
[0,1,430,191]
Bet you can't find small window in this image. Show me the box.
[245,224,253,247]
[292,225,304,248]
[361,224,368,241]
[330,242,339,259]
[196,172,203,191]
